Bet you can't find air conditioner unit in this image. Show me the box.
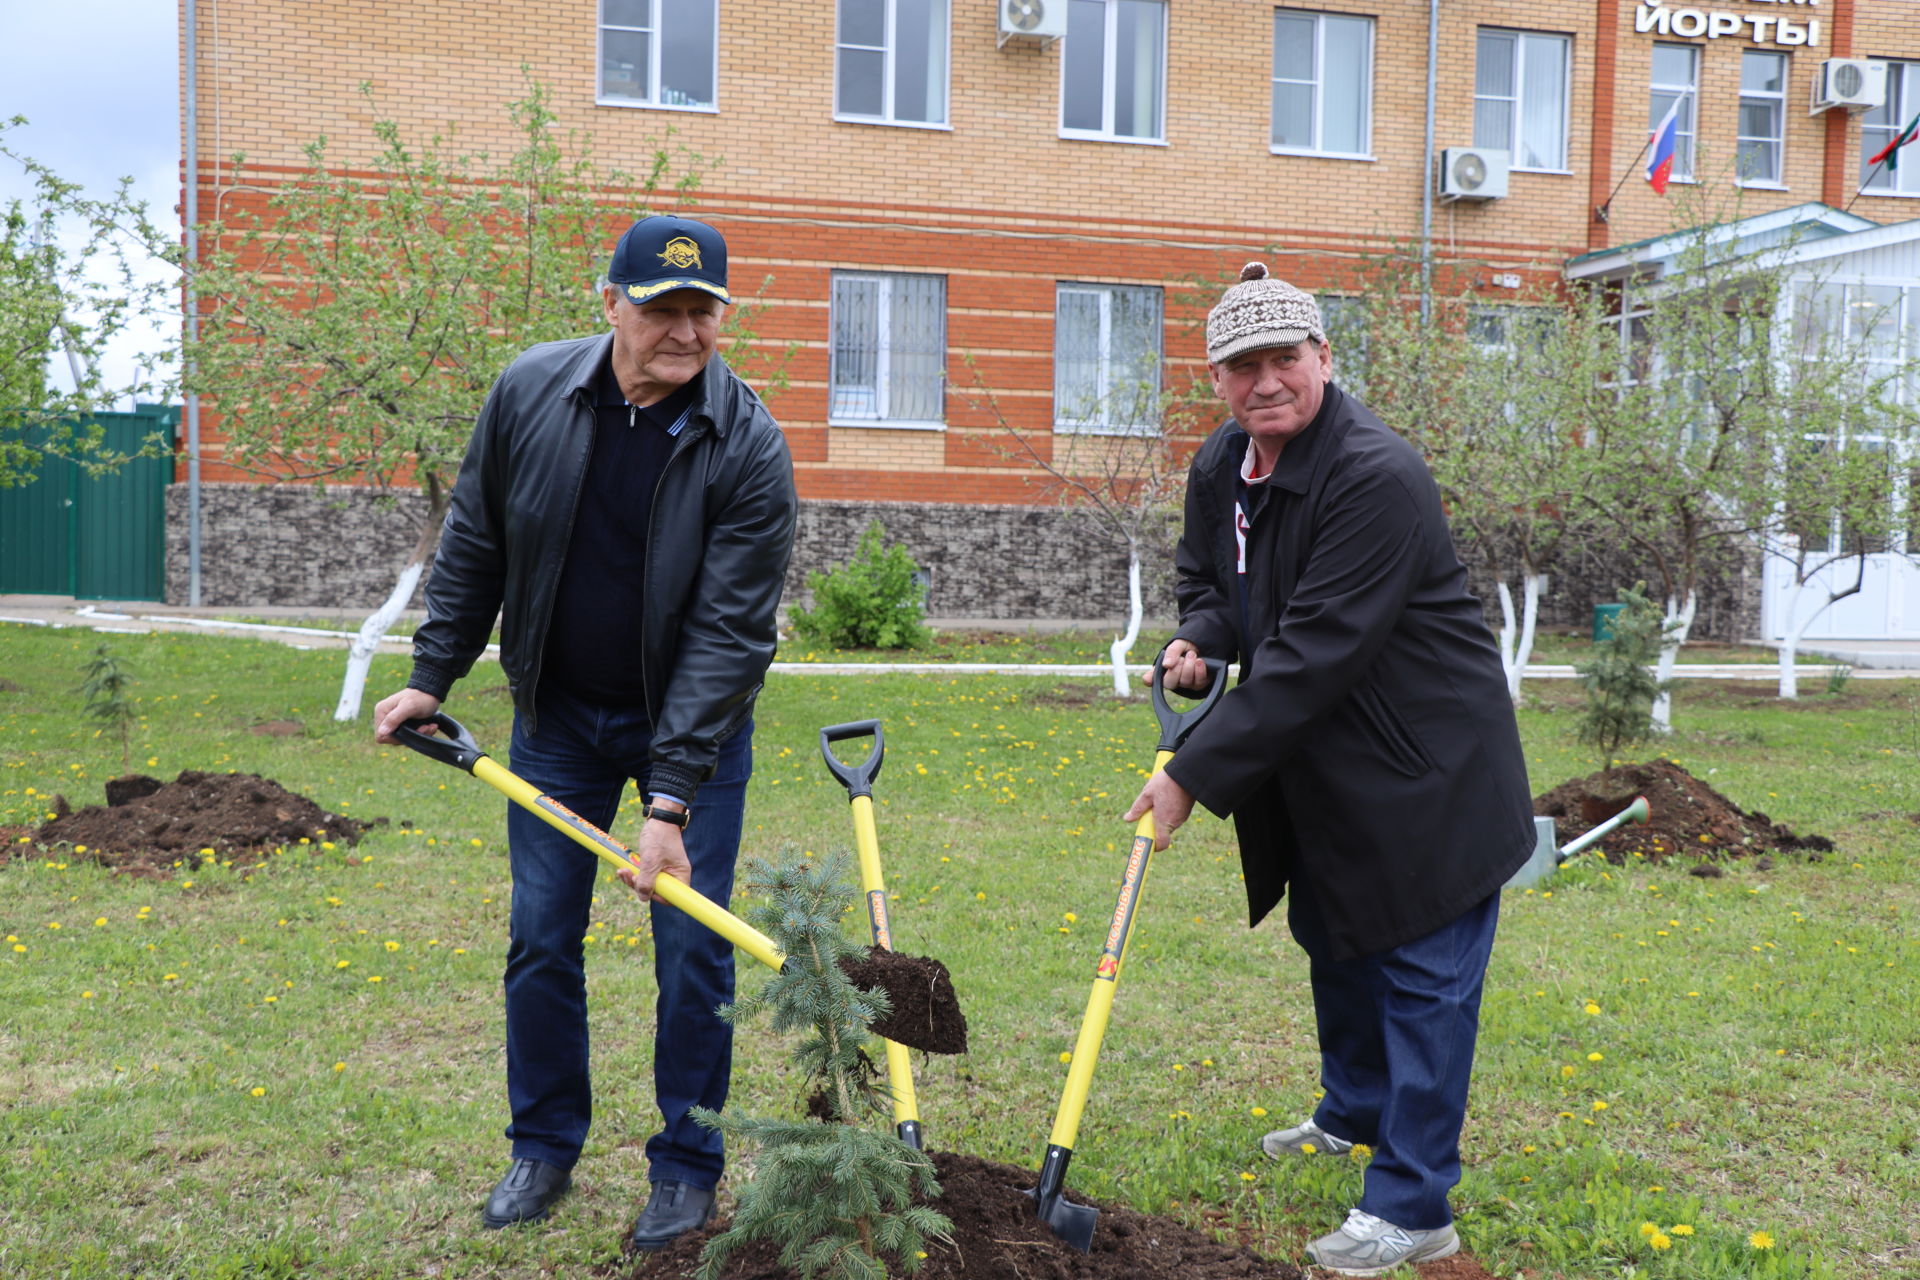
[1438,147,1510,201]
[998,0,1066,45]
[1811,58,1887,114]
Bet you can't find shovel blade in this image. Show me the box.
[1030,1190,1098,1253]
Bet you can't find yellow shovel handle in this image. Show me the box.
[472,756,785,972]
[849,792,920,1130]
[1047,748,1174,1152]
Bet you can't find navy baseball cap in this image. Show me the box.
[606,214,732,306]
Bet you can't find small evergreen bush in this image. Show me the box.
[693,851,950,1280]
[74,644,138,772]
[1574,583,1672,771]
[790,521,931,650]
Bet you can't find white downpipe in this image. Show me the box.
[183,0,203,606]
[1109,546,1143,698]
[1650,590,1697,731]
[333,560,424,721]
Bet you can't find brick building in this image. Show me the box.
[176,0,1920,630]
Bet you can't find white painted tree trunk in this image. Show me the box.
[333,559,425,722]
[1650,590,1697,733]
[1495,574,1545,705]
[1109,546,1143,698]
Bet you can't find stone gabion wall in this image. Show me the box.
[165,482,1760,641]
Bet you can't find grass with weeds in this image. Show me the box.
[1,624,1916,1279]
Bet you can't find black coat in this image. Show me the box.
[1163,382,1534,961]
[409,334,797,805]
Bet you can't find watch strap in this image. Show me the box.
[643,802,691,829]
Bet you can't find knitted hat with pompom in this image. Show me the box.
[1205,262,1325,364]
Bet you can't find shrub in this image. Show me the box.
[74,644,137,773]
[790,520,931,650]
[1573,583,1672,770]
[693,851,950,1280]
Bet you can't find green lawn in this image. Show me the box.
[2,625,1916,1279]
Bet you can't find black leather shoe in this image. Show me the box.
[481,1158,571,1229]
[630,1179,716,1251]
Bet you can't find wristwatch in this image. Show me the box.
[642,801,691,829]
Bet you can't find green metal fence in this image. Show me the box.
[0,405,179,601]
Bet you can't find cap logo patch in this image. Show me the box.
[658,236,703,271]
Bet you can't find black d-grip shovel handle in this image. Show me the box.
[1150,655,1229,753]
[393,712,488,774]
[819,720,885,799]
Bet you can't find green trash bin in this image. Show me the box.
[1592,603,1627,642]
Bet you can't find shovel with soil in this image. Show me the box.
[392,713,966,1054]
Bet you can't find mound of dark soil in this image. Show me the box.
[1534,760,1833,863]
[840,946,969,1055]
[22,770,374,875]
[627,1150,1502,1279]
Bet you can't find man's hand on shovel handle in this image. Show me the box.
[617,801,693,903]
[373,688,442,744]
[1124,772,1195,852]
[1140,638,1209,691]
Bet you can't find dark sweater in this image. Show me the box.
[538,357,703,706]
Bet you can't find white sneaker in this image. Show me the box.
[1259,1116,1355,1158]
[1305,1208,1459,1276]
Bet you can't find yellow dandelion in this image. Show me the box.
[1592,1100,1609,1112]
[1251,1106,1268,1117]
[1059,1051,1072,1064]
[1349,1143,1373,1160]
[162,973,178,981]
[81,990,94,999]
[335,960,350,970]
[94,918,107,927]
[383,941,400,952]
[1750,1231,1775,1250]
[1300,1142,1319,1155]
[1670,1224,1694,1236]
[1587,1052,1604,1062]
[367,975,383,983]
[1560,1064,1576,1078]
[333,1062,346,1072]
[1650,1232,1672,1250]
[1639,1222,1659,1237]
[250,1087,266,1098]
[1521,1144,1536,1154]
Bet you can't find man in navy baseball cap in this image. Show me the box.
[376,203,795,1252]
[606,213,732,305]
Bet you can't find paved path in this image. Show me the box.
[3,596,1915,679]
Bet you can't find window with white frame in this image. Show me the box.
[1863,61,1920,195]
[1787,281,1914,553]
[1648,42,1698,184]
[1473,28,1570,171]
[829,272,946,425]
[1061,0,1166,143]
[1270,9,1373,157]
[1054,284,1163,433]
[598,0,717,110]
[1737,50,1787,186]
[836,0,950,126]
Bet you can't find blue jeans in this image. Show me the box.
[1287,876,1500,1231]
[502,689,751,1190]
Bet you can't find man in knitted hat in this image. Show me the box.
[1123,265,1534,1275]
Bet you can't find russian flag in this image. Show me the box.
[1646,97,1682,195]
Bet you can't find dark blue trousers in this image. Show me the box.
[502,689,751,1190]
[1287,876,1500,1230]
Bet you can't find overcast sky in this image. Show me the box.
[1,0,180,403]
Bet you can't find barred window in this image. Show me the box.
[1055,284,1162,434]
[830,272,947,426]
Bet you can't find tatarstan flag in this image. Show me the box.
[1870,111,1920,169]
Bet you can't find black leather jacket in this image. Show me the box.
[408,332,797,803]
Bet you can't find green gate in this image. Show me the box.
[0,405,178,600]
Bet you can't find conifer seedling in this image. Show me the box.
[74,643,138,773]
[692,850,951,1280]
[1574,583,1673,772]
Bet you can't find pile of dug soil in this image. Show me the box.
[1534,760,1832,864]
[628,1150,1503,1279]
[18,771,374,875]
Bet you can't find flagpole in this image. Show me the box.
[1845,158,1889,214]
[1597,105,1673,224]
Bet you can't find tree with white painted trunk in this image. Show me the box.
[1580,190,1916,719]
[182,80,776,721]
[1326,257,1598,706]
